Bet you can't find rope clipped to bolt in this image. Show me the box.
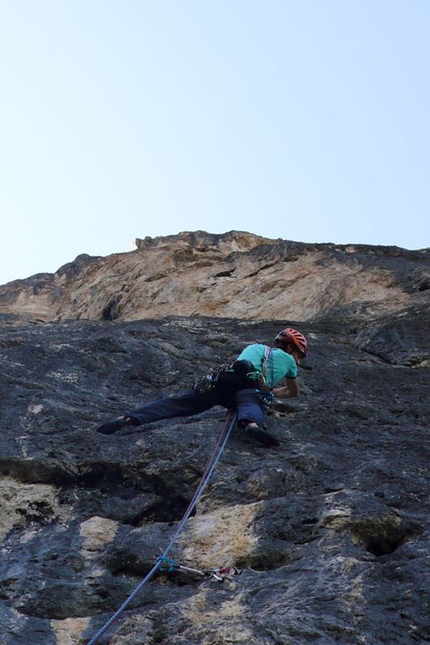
[157,556,241,582]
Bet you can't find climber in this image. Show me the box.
[96,327,307,447]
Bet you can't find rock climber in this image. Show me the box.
[96,327,307,447]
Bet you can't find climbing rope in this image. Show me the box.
[85,411,238,645]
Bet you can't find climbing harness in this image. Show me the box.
[256,346,275,413]
[85,411,238,645]
[157,556,241,582]
[193,358,262,395]
[261,345,274,387]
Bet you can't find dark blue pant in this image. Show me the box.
[127,388,264,427]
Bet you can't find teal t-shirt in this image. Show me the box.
[237,344,298,387]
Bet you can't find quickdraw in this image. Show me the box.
[157,556,241,583]
[258,388,275,414]
[193,365,230,394]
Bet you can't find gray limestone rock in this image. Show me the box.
[0,311,428,644]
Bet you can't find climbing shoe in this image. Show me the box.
[243,424,280,447]
[96,416,139,435]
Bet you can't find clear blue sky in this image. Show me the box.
[1,1,429,285]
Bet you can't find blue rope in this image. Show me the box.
[85,412,237,645]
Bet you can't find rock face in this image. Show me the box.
[0,232,429,645]
[0,230,428,325]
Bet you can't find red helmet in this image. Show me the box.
[274,328,308,357]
